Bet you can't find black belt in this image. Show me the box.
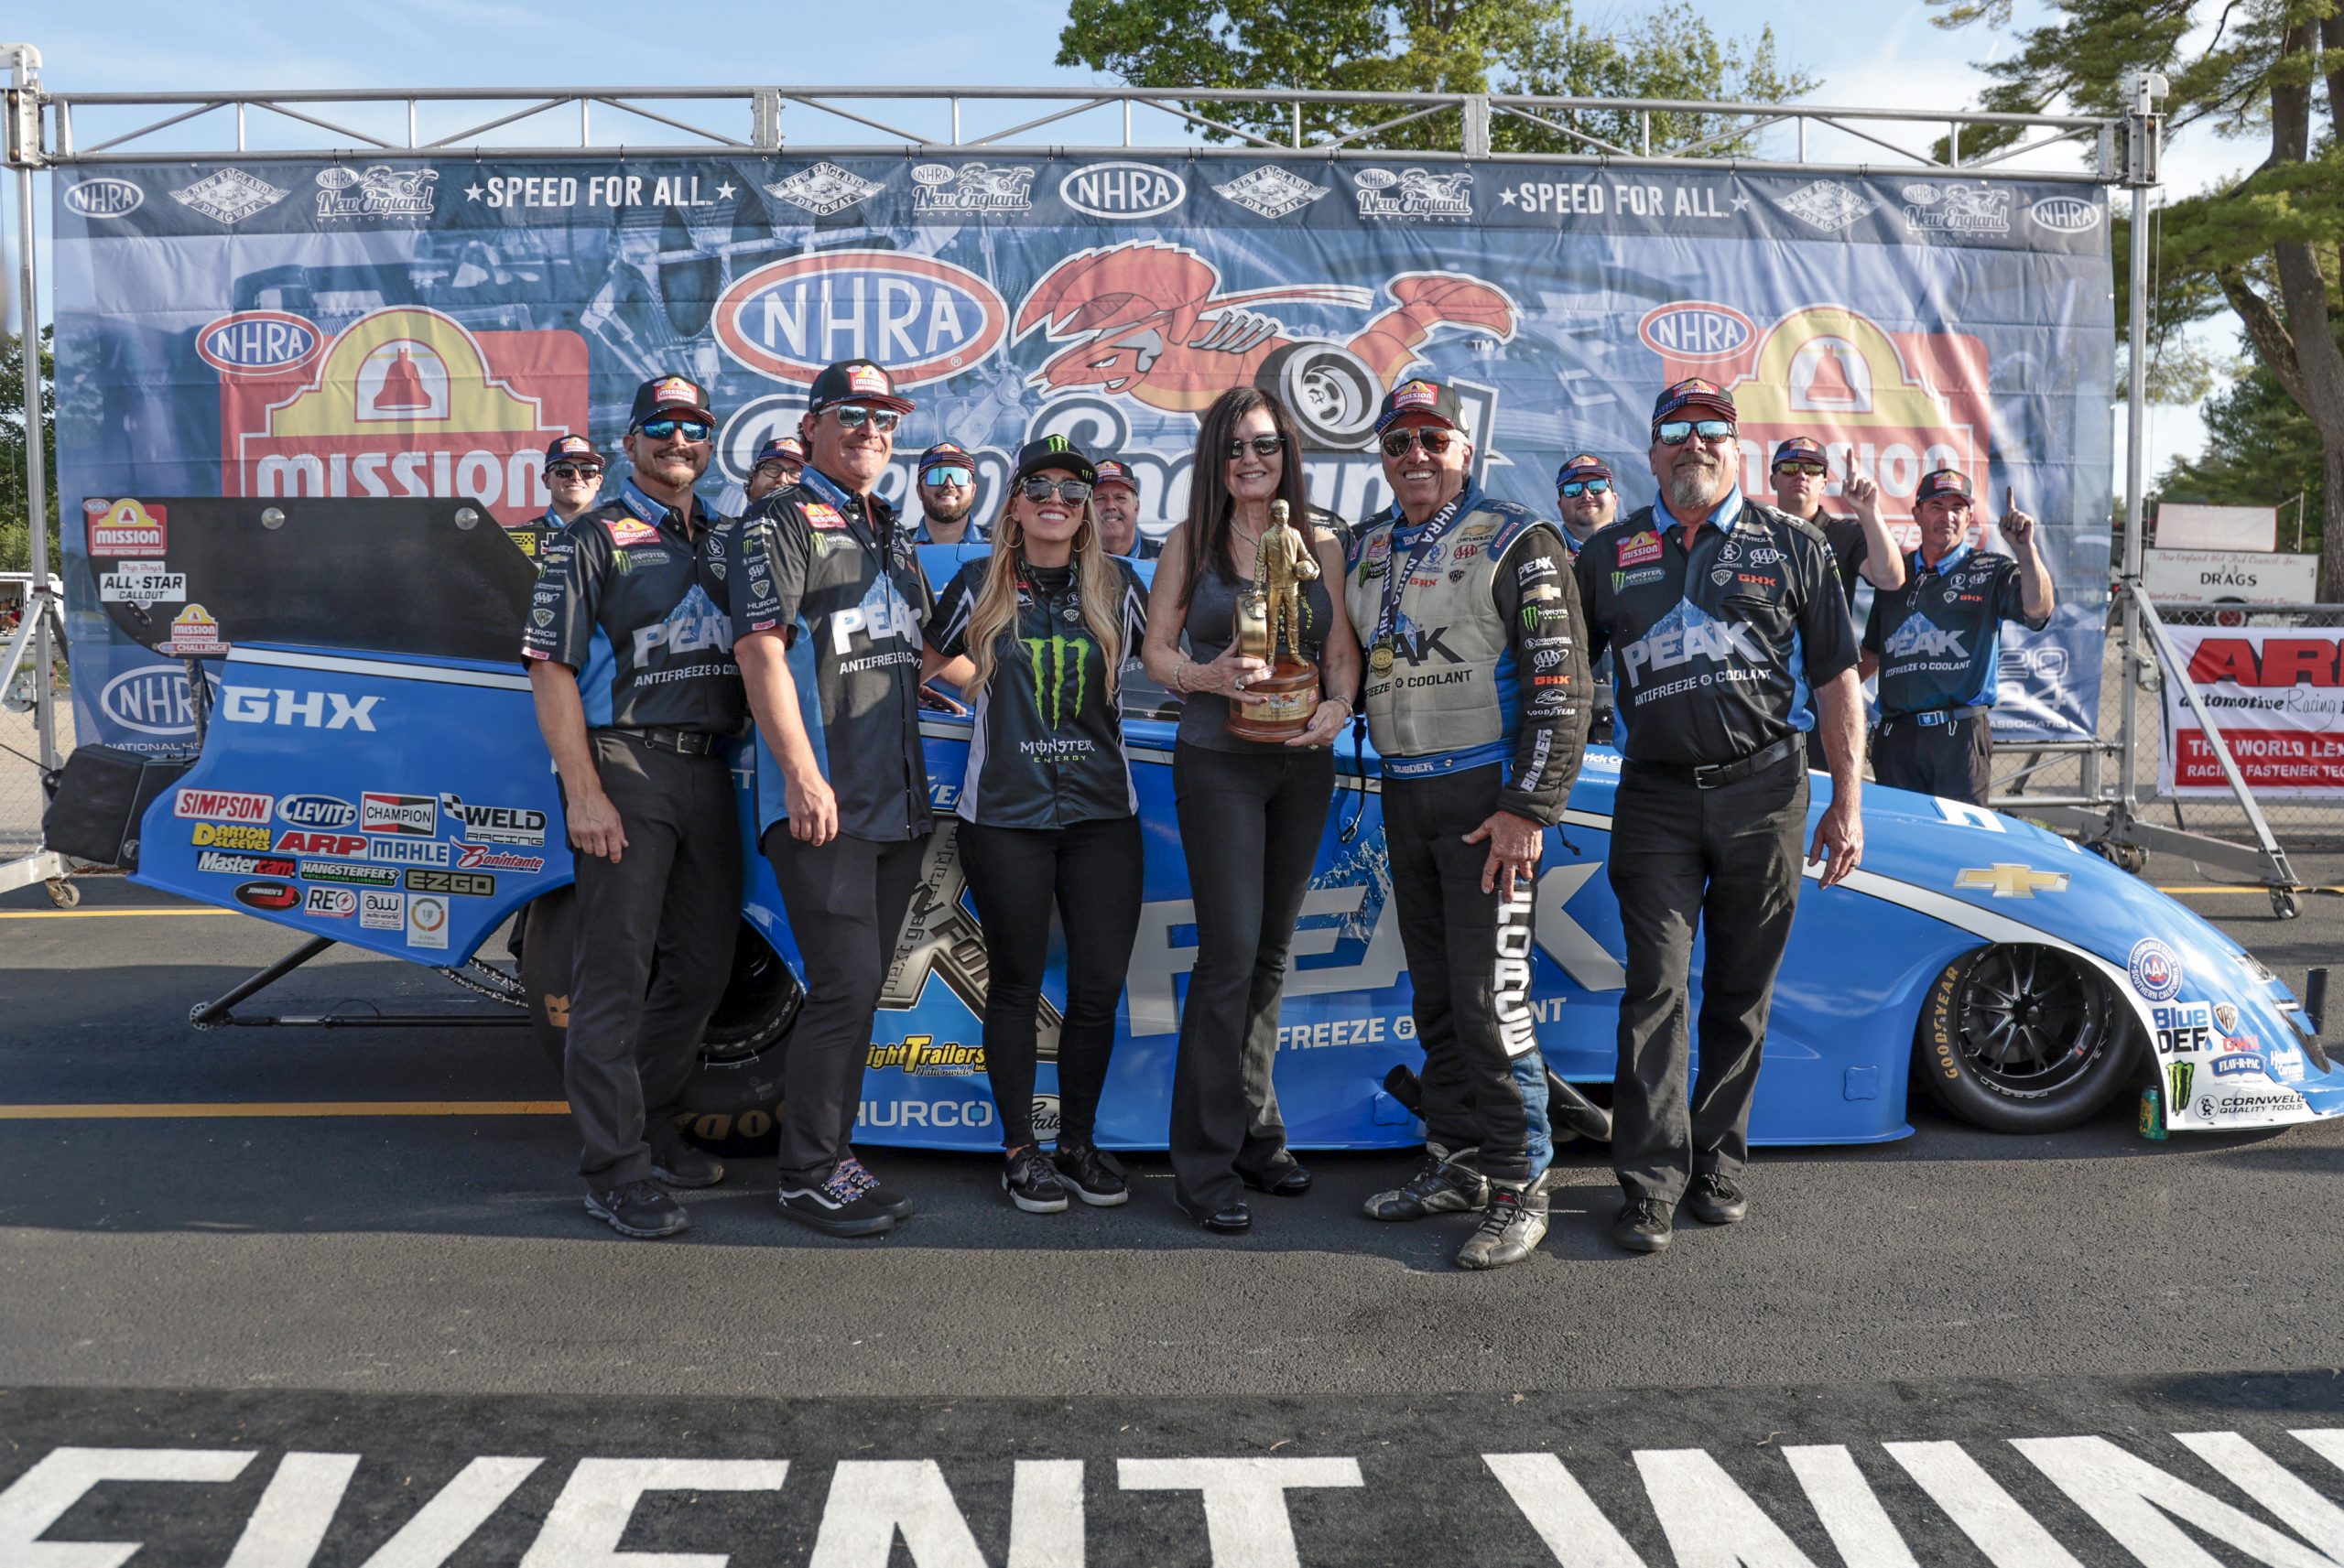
[1884,705,1987,730]
[601,726,727,757]
[1628,733,1805,791]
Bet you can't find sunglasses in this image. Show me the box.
[1380,427,1457,459]
[1655,418,1736,447]
[1773,460,1829,477]
[830,406,903,433]
[1558,478,1612,498]
[1226,434,1286,460]
[1018,478,1093,504]
[546,463,602,481]
[635,418,711,442]
[922,465,975,488]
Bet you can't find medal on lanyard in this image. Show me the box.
[1369,494,1465,679]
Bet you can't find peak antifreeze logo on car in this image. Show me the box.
[713,251,1008,389]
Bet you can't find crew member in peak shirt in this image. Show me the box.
[910,440,989,546]
[730,357,960,1241]
[512,433,606,562]
[1861,468,2054,806]
[1345,379,1590,1272]
[524,375,745,1241]
[745,435,805,504]
[1573,377,1865,1257]
[1091,456,1158,559]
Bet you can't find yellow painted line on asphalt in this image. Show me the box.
[0,907,236,918]
[0,1101,571,1120]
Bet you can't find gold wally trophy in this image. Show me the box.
[1227,500,1323,741]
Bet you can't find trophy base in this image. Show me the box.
[1225,659,1321,742]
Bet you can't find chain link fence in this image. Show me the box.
[0,679,67,858]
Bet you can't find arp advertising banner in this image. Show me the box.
[2160,626,2344,796]
[52,155,2112,748]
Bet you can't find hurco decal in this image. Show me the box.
[219,306,588,525]
[713,250,1009,389]
[1649,303,1988,530]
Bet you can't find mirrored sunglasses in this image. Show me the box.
[830,406,903,432]
[1018,478,1092,504]
[1558,478,1613,498]
[1774,460,1829,477]
[1381,427,1457,459]
[1225,434,1286,460]
[546,463,602,481]
[636,418,711,442]
[1655,418,1735,447]
[923,465,975,488]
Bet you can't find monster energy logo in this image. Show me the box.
[1521,607,1542,633]
[1024,634,1092,726]
[2169,1061,2194,1106]
[1040,434,1074,454]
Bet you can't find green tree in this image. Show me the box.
[2156,355,2329,550]
[0,326,58,577]
[1927,0,2344,598]
[1056,0,1814,157]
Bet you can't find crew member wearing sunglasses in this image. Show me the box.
[513,434,606,561]
[1553,453,1619,555]
[745,435,805,504]
[524,376,746,1239]
[924,438,1151,1214]
[911,441,989,546]
[1571,377,1865,1256]
[1342,380,1589,1271]
[1767,435,1904,771]
[730,358,961,1239]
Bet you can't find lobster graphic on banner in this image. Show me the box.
[1014,241,1517,446]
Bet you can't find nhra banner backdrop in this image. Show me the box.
[52,155,2112,748]
[2159,626,2344,796]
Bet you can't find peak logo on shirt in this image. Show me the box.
[633,584,735,661]
[1883,611,1969,660]
[829,575,920,654]
[1618,598,1767,687]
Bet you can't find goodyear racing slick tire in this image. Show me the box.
[518,889,803,1155]
[1914,944,2141,1133]
[1257,341,1381,449]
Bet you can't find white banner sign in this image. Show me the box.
[2158,625,2344,796]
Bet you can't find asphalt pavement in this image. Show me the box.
[4,857,2342,1563]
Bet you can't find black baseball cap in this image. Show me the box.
[629,374,715,429]
[808,358,915,415]
[1772,436,1828,468]
[1651,377,1736,425]
[1915,468,1975,505]
[1374,377,1463,435]
[754,435,805,468]
[1555,453,1612,487]
[1013,435,1097,487]
[545,434,602,467]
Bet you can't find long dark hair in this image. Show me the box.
[1179,387,1311,609]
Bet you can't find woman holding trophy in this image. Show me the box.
[1142,389,1361,1233]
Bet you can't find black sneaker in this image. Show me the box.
[650,1141,725,1190]
[1457,1182,1548,1271]
[1003,1145,1069,1213]
[584,1180,690,1238]
[778,1165,899,1238]
[1685,1173,1749,1226]
[1612,1194,1675,1253]
[1363,1143,1488,1221]
[836,1153,913,1220]
[1051,1139,1130,1206]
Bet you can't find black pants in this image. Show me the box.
[1874,710,1992,805]
[763,825,925,1188]
[958,814,1145,1149]
[1168,742,1334,1211]
[566,731,742,1190]
[1607,751,1807,1203]
[1384,764,1546,1185]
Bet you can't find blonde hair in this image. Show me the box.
[962,485,1124,700]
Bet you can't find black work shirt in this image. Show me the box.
[1814,513,1869,611]
[925,557,1149,830]
[521,482,745,734]
[1574,493,1858,768]
[1863,542,2048,716]
[729,465,934,842]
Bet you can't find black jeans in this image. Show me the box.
[1607,751,1808,1204]
[1168,741,1334,1212]
[1874,711,1993,805]
[565,732,742,1190]
[958,814,1145,1149]
[763,825,925,1189]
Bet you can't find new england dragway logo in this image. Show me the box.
[910,163,1036,215]
[1352,168,1475,222]
[215,306,587,525]
[1012,240,1516,439]
[714,250,1009,389]
[1899,181,2012,236]
[315,166,440,222]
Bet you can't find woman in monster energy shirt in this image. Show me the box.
[925,438,1150,1216]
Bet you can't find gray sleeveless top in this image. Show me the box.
[1176,550,1336,753]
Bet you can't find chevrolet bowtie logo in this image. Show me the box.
[1956,863,2071,898]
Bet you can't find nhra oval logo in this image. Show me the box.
[64,178,145,219]
[2029,196,2102,233]
[1638,301,1753,362]
[1058,162,1188,221]
[277,794,358,829]
[194,310,323,376]
[2128,937,2185,1002]
[713,251,1008,389]
[98,665,220,738]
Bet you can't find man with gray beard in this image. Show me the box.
[1572,378,1865,1255]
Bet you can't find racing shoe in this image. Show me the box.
[779,1164,899,1238]
[1456,1181,1548,1271]
[836,1153,913,1220]
[1051,1139,1130,1206]
[1003,1145,1070,1214]
[584,1180,690,1239]
[1684,1173,1749,1226]
[1363,1143,1488,1221]
[650,1140,725,1190]
[1611,1194,1675,1253]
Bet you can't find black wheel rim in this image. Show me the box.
[1956,946,2112,1100]
[700,928,800,1060]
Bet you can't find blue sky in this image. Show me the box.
[6,0,2248,479]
